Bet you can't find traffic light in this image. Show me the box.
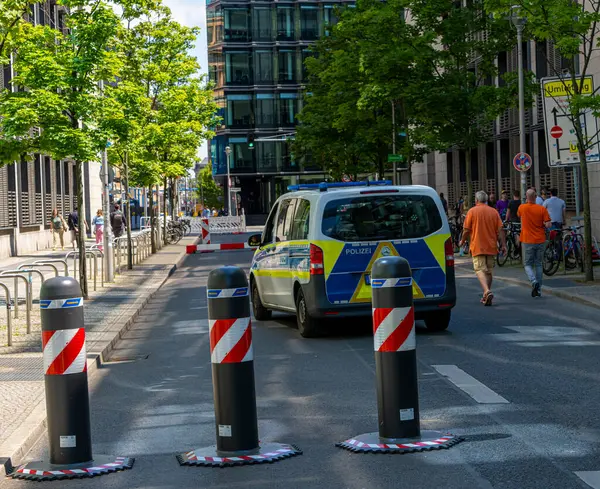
[248,133,255,150]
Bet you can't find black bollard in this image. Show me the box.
[337,256,462,454]
[11,277,134,481]
[177,266,301,467]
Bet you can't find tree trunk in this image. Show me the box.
[578,154,594,281]
[169,177,175,222]
[162,177,168,244]
[465,147,473,209]
[124,153,133,270]
[74,160,88,298]
[149,187,156,254]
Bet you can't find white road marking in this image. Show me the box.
[492,326,600,347]
[575,471,600,488]
[432,365,509,404]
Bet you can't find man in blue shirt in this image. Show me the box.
[543,188,567,229]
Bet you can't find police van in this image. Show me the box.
[247,181,456,337]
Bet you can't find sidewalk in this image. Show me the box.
[456,256,600,309]
[0,235,198,476]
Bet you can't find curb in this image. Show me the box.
[457,264,600,311]
[0,240,196,477]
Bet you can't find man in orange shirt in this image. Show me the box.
[518,188,552,297]
[460,190,507,306]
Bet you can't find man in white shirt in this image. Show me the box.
[543,188,567,229]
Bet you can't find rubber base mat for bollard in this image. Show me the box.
[177,442,302,467]
[336,431,462,454]
[9,455,134,481]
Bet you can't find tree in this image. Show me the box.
[197,162,221,210]
[485,0,598,281]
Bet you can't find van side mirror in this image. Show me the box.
[248,234,262,247]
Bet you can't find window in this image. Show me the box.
[300,6,319,40]
[277,7,294,41]
[280,94,297,126]
[253,8,272,41]
[208,51,223,86]
[230,140,255,172]
[44,157,51,194]
[207,7,223,45]
[226,52,251,85]
[224,8,249,42]
[290,199,310,240]
[257,141,277,171]
[262,202,278,244]
[254,50,274,84]
[227,94,253,128]
[302,49,315,82]
[278,50,296,83]
[321,194,443,242]
[275,199,295,242]
[256,95,276,127]
[324,6,339,35]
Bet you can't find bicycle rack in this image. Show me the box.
[0,283,13,346]
[21,262,59,277]
[0,275,30,333]
[33,259,68,277]
[1,269,44,313]
[87,248,104,288]
[66,251,99,291]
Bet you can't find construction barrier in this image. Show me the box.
[190,216,246,236]
[10,277,134,481]
[186,242,258,254]
[336,256,462,454]
[176,266,301,467]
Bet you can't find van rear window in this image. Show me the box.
[321,195,442,241]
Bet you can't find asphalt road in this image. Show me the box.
[5,250,600,489]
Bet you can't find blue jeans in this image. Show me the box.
[522,243,544,288]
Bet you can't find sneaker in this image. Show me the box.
[532,282,540,297]
[484,291,494,306]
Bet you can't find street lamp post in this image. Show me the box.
[225,146,232,216]
[511,6,527,202]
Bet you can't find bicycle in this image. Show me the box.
[449,214,466,253]
[543,225,584,276]
[179,218,192,236]
[497,221,521,267]
[165,221,184,245]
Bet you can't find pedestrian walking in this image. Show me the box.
[460,190,507,306]
[440,192,448,215]
[488,192,497,208]
[496,190,509,220]
[67,206,88,249]
[518,189,552,297]
[110,204,126,238]
[51,208,68,251]
[505,191,521,222]
[543,188,567,230]
[530,187,545,205]
[92,209,104,251]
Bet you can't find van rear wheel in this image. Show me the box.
[424,310,451,332]
[295,288,321,338]
[252,281,271,321]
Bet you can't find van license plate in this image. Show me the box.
[364,274,371,285]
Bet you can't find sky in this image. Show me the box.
[163,0,209,160]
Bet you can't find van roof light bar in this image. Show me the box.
[287,180,392,192]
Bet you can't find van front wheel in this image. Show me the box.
[424,310,451,332]
[295,289,321,338]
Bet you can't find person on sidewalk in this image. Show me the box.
[496,191,509,220]
[518,189,552,298]
[543,188,567,230]
[67,206,88,249]
[92,209,104,251]
[110,204,126,238]
[440,192,448,215]
[51,208,68,251]
[460,190,507,306]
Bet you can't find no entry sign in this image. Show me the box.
[550,126,563,139]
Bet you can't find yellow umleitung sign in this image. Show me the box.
[544,77,593,97]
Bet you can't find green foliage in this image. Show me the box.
[197,162,221,209]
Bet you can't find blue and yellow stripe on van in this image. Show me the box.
[250,240,311,280]
[315,234,449,305]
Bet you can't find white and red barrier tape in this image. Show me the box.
[209,317,253,363]
[372,306,415,352]
[186,243,257,254]
[42,327,87,375]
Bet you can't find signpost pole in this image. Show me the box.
[392,101,397,186]
[574,166,581,217]
[515,18,528,202]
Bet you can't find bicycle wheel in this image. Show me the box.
[564,236,578,270]
[543,241,560,276]
[497,238,511,267]
[575,239,584,272]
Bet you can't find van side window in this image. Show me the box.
[275,199,296,242]
[290,199,310,240]
[262,203,279,244]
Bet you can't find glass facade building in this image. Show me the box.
[207,0,353,216]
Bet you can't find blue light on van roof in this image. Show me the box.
[287,180,392,192]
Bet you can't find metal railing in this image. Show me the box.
[66,250,99,291]
[0,283,13,346]
[33,259,68,277]
[1,268,44,313]
[0,274,30,333]
[19,262,59,277]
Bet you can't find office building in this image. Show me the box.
[207,0,353,218]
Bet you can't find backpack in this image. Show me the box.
[112,211,123,233]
